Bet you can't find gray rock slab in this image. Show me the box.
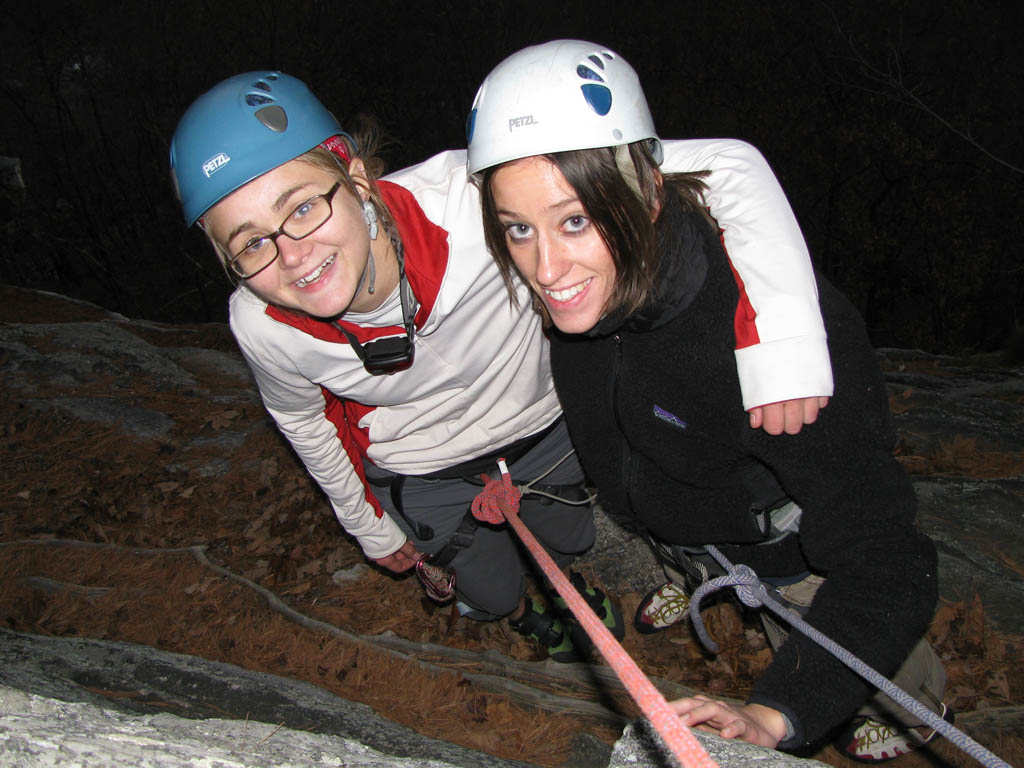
[0,685,492,768]
[609,721,829,768]
[0,630,832,768]
[29,396,176,439]
[0,629,534,768]
[164,346,255,386]
[913,477,1024,633]
[578,503,662,594]
[1,322,199,392]
[880,348,1024,454]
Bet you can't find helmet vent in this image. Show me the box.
[577,53,615,116]
[580,84,612,116]
[245,93,275,106]
[253,80,272,92]
[254,104,288,133]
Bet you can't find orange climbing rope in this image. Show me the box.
[471,460,719,768]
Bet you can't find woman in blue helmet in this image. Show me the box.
[170,69,832,661]
[469,40,947,758]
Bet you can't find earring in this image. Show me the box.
[363,200,379,240]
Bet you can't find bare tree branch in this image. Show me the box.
[830,11,1022,175]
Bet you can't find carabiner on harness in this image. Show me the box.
[415,554,456,604]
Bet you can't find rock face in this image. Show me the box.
[1,285,1021,766]
[880,348,1024,635]
[0,628,830,768]
[1,686,477,768]
[0,629,534,768]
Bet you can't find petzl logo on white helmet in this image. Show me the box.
[508,115,539,132]
[202,152,230,178]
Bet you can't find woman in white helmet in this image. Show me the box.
[470,40,947,758]
[169,68,832,662]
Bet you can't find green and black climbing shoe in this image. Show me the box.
[508,596,580,663]
[551,571,626,655]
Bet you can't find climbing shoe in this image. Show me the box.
[634,580,691,634]
[550,571,625,656]
[834,703,954,763]
[508,596,580,663]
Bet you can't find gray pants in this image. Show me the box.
[658,545,946,729]
[365,419,594,620]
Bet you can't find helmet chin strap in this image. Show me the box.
[614,144,643,200]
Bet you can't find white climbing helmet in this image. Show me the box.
[466,39,663,175]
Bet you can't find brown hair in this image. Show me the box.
[480,140,712,324]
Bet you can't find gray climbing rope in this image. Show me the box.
[687,544,1010,768]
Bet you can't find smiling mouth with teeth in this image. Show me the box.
[294,254,336,288]
[544,278,591,302]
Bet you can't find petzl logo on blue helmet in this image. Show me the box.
[202,153,230,178]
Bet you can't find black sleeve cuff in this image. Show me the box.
[746,693,805,751]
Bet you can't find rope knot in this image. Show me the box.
[470,458,522,524]
[687,555,770,653]
[728,564,766,608]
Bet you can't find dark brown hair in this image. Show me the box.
[480,140,712,324]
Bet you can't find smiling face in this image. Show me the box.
[204,157,380,319]
[491,156,617,335]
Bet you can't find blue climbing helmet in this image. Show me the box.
[170,71,351,226]
[466,39,663,175]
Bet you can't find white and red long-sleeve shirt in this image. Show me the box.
[229,142,833,560]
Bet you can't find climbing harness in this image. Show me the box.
[373,430,594,605]
[472,459,717,768]
[687,545,1011,768]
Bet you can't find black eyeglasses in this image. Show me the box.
[228,182,342,278]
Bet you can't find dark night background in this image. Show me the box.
[1,0,1020,355]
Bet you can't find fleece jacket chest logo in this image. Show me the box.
[652,404,687,430]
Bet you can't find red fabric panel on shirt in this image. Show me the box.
[320,388,384,518]
[722,232,760,350]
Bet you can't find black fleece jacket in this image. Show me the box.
[549,192,937,750]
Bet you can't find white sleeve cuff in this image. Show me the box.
[332,501,408,561]
[734,335,834,411]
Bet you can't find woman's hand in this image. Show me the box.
[748,396,829,435]
[670,696,788,749]
[372,540,422,573]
